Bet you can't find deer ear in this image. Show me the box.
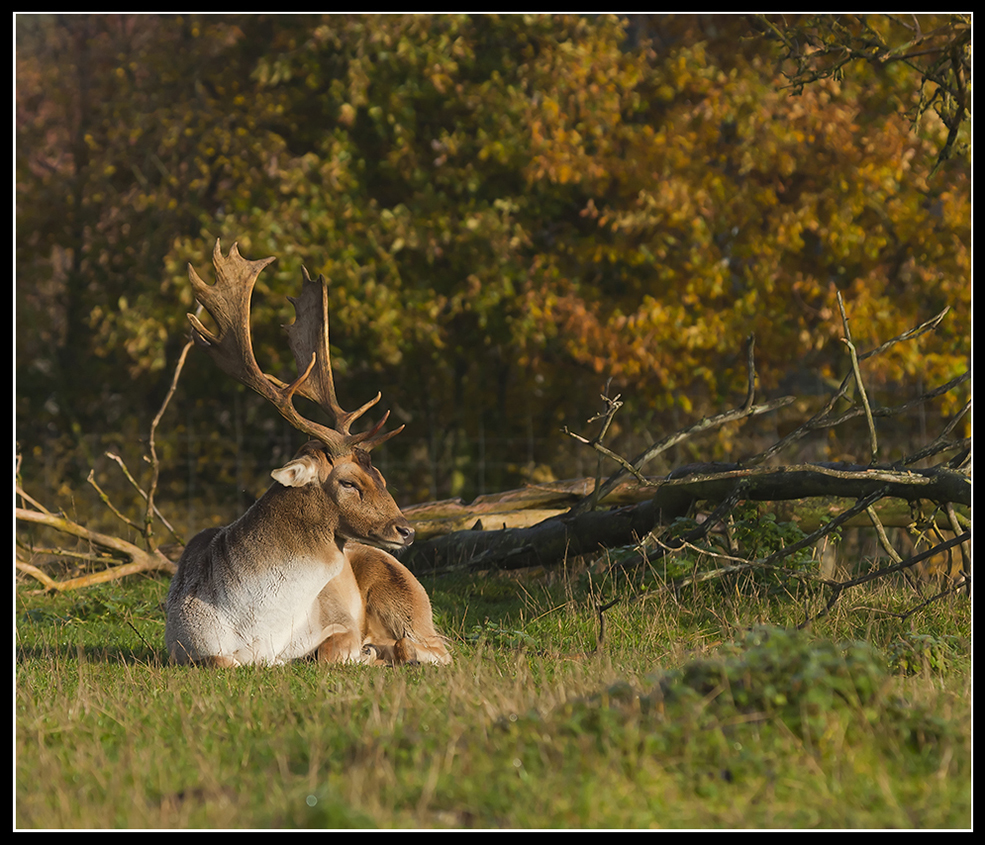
[271,454,326,488]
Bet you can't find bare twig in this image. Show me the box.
[16,554,173,593]
[563,432,652,490]
[944,502,971,577]
[897,576,970,621]
[563,381,633,511]
[838,293,878,461]
[143,333,196,547]
[86,469,143,533]
[595,598,620,652]
[763,487,892,570]
[819,372,968,429]
[15,485,53,516]
[866,505,903,564]
[103,451,148,499]
[665,481,750,552]
[100,453,183,545]
[646,484,894,590]
[741,333,757,411]
[858,306,949,362]
[896,399,970,468]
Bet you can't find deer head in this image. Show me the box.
[186,239,412,549]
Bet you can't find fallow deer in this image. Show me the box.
[165,240,450,667]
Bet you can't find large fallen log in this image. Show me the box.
[399,461,970,574]
[402,461,970,542]
[403,476,653,539]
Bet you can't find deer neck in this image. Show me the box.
[225,481,347,566]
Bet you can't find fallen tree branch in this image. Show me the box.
[143,333,195,546]
[15,504,176,592]
[401,471,960,541]
[399,461,968,575]
[896,399,970,469]
[654,461,969,507]
[798,530,971,627]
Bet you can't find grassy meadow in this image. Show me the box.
[15,547,971,829]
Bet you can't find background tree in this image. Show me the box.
[16,13,969,531]
[747,13,970,171]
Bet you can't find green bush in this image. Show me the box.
[656,625,888,739]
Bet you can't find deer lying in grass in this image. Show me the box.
[165,240,450,667]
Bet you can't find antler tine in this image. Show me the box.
[351,409,406,450]
[187,240,347,451]
[284,267,390,440]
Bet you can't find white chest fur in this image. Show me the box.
[169,553,343,666]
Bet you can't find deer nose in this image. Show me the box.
[395,523,415,545]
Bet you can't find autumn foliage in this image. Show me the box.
[16,14,970,512]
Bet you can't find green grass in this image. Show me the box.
[15,552,971,829]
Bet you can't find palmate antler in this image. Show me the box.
[187,239,402,455]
